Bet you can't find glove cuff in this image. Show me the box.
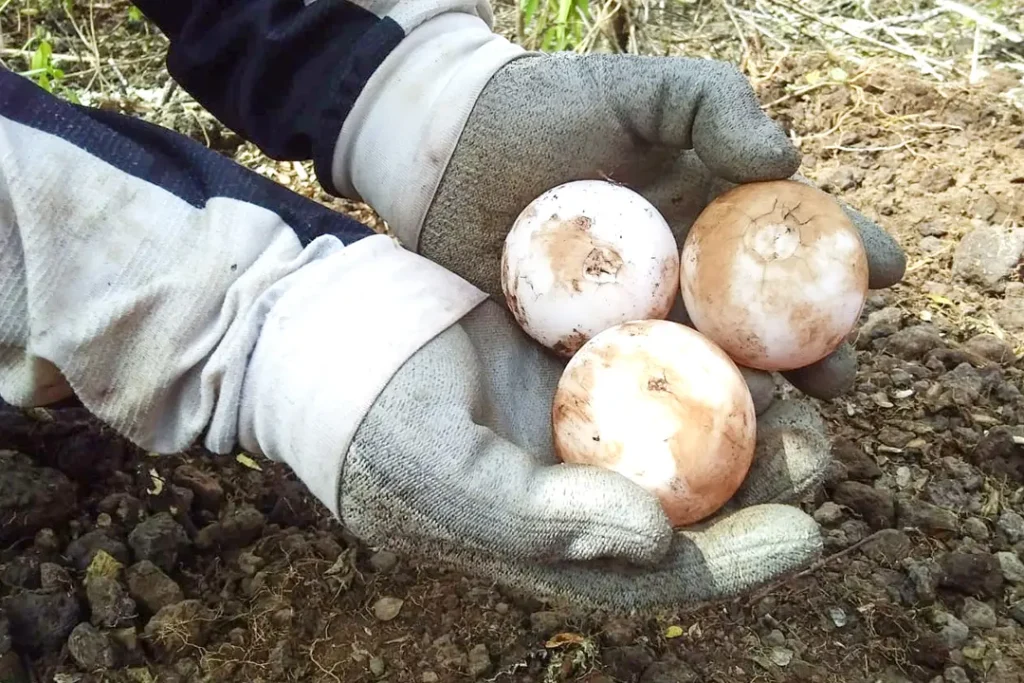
[236,234,486,518]
[330,12,527,251]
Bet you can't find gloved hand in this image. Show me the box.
[245,294,829,611]
[333,47,907,403]
[426,54,906,399]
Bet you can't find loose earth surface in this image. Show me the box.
[3,3,1024,683]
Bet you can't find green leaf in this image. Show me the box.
[30,40,52,72]
[521,0,539,28]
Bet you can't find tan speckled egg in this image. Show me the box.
[680,179,869,372]
[501,180,680,358]
[552,319,756,528]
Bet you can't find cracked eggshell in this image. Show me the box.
[552,319,756,528]
[501,180,680,357]
[680,179,869,372]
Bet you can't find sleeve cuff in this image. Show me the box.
[235,233,487,517]
[330,11,527,251]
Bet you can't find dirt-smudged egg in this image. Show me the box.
[680,179,869,372]
[552,319,756,528]
[501,180,679,357]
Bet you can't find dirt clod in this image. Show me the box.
[3,591,82,654]
[67,622,117,671]
[126,560,184,614]
[127,513,190,573]
[938,553,1004,599]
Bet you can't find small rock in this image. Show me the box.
[0,452,77,546]
[997,551,1024,583]
[602,617,639,646]
[971,427,1024,483]
[127,560,184,614]
[940,615,970,649]
[195,507,265,551]
[3,591,82,653]
[67,622,116,671]
[998,510,1024,543]
[769,646,794,667]
[66,529,131,571]
[919,236,945,255]
[960,597,997,629]
[831,439,882,480]
[369,655,386,677]
[813,501,846,525]
[939,552,1004,598]
[1009,600,1024,625]
[372,597,404,621]
[833,481,895,530]
[896,496,958,538]
[467,644,491,678]
[945,665,970,683]
[1,557,39,589]
[86,576,136,628]
[97,493,143,525]
[433,634,468,671]
[952,226,1024,291]
[964,334,1016,364]
[973,195,1000,221]
[640,655,700,683]
[911,631,950,669]
[143,600,213,657]
[855,307,904,349]
[109,626,138,654]
[128,513,190,573]
[864,529,912,568]
[879,426,915,449]
[422,672,440,683]
[919,222,948,237]
[885,326,947,360]
[920,167,954,193]
[368,551,398,573]
[529,610,564,636]
[603,646,655,681]
[33,529,60,554]
[963,517,990,541]
[821,166,861,191]
[39,563,71,592]
[904,558,944,604]
[172,465,224,511]
[822,459,849,489]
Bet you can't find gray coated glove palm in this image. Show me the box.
[342,300,829,611]
[421,53,907,400]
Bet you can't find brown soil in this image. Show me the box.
[2,3,1024,683]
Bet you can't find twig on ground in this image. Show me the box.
[858,0,944,79]
[0,47,89,63]
[935,0,1023,44]
[741,530,890,605]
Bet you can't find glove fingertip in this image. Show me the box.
[841,204,907,289]
[781,342,857,401]
[697,122,802,185]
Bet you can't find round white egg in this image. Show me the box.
[500,180,680,357]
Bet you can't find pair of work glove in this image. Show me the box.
[1,6,905,613]
[329,28,905,607]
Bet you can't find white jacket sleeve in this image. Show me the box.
[0,68,485,515]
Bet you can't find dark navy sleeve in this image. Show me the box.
[131,1,406,192]
[0,67,375,247]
